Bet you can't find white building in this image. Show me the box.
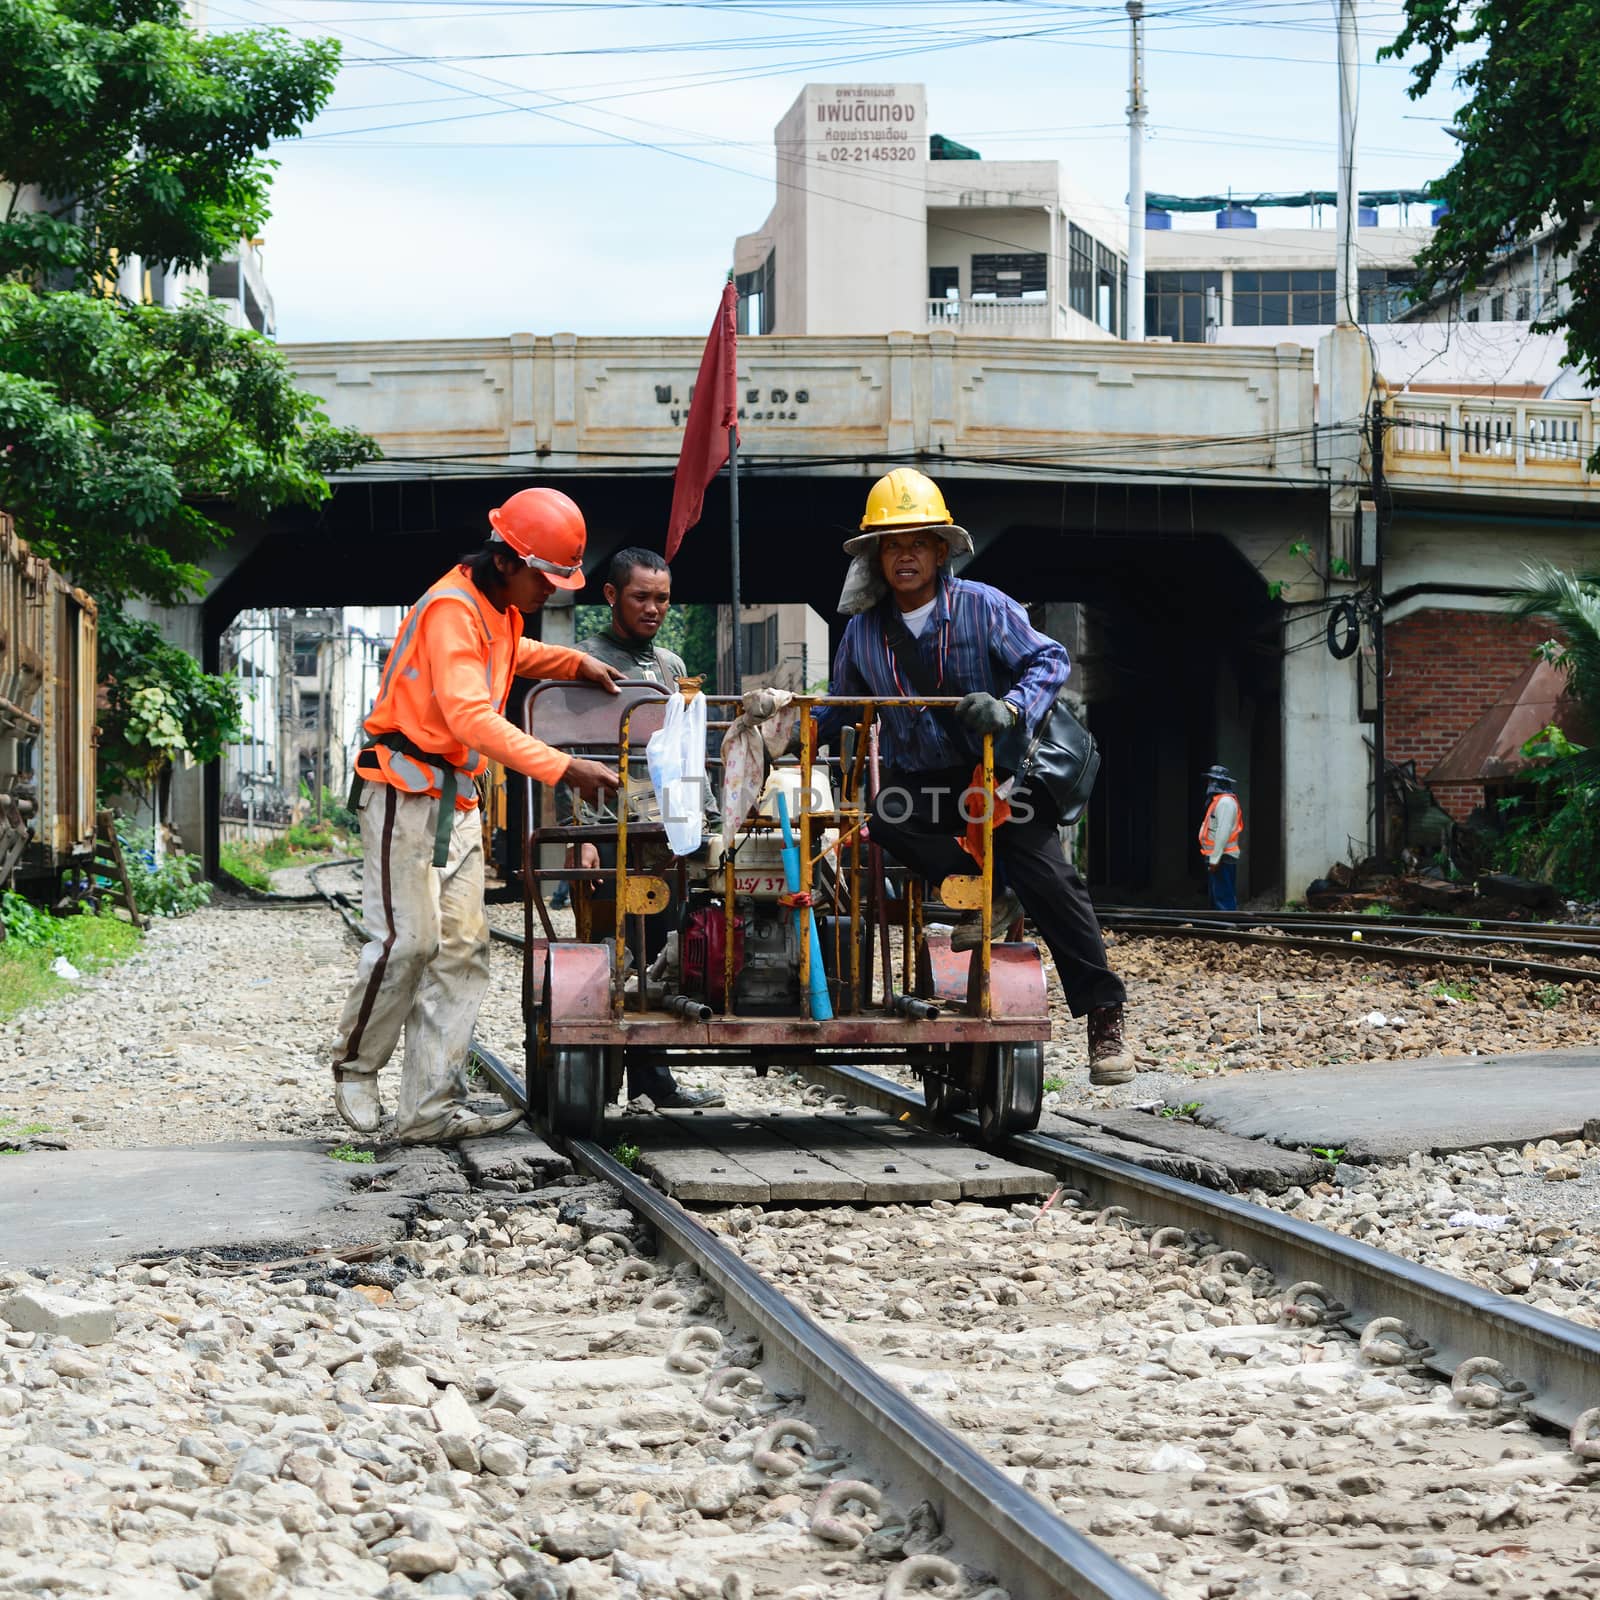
[732,83,1454,353]
[1144,216,1430,344]
[219,607,397,831]
[716,603,831,696]
[734,84,1130,342]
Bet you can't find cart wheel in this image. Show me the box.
[922,1072,972,1125]
[547,1044,606,1141]
[977,1041,1044,1143]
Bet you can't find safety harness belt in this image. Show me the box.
[349,731,459,868]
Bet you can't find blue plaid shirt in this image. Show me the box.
[814,576,1070,771]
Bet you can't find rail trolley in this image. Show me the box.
[518,679,1049,1142]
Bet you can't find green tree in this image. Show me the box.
[0,284,375,604]
[0,0,377,805]
[96,607,243,810]
[1493,562,1600,893]
[1,0,340,285]
[1382,2,1600,409]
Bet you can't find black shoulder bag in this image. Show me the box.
[879,610,1100,825]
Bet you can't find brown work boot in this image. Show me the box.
[1087,1005,1136,1085]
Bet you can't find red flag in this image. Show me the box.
[666,281,739,560]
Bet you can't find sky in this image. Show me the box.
[202,0,1472,343]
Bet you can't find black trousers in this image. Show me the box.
[871,765,1126,1017]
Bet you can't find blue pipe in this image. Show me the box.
[776,790,833,1020]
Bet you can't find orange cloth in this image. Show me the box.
[362,564,586,805]
[958,763,1012,866]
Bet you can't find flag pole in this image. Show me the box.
[728,422,742,693]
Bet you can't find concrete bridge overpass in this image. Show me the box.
[172,330,1600,903]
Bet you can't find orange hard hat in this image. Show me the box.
[487,488,588,589]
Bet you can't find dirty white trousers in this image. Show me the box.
[331,784,491,1139]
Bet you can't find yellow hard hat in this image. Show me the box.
[859,468,952,532]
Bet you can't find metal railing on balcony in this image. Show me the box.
[925,296,1052,333]
[1385,394,1597,480]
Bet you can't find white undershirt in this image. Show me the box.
[900,598,937,638]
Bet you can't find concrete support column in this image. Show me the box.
[1281,625,1367,896]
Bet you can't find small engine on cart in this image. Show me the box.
[676,765,835,1015]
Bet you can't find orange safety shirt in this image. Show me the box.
[360,564,585,806]
[1197,792,1244,858]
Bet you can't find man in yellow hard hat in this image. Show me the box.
[813,468,1135,1086]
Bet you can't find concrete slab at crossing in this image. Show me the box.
[1189,1049,1600,1160]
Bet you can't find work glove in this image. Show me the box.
[954,692,1017,736]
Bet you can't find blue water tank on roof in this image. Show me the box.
[1216,205,1257,229]
[1431,201,1450,226]
[1358,206,1379,227]
[1145,208,1172,230]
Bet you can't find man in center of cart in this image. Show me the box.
[811,468,1136,1086]
[562,546,725,1110]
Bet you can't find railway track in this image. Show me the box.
[463,1041,1600,1599]
[307,865,1600,1598]
[1096,905,1600,985]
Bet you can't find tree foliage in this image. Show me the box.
[0,285,376,603]
[1382,1,1600,387]
[0,0,376,606]
[1492,564,1600,894]
[96,607,243,803]
[1,0,340,285]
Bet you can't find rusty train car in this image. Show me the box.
[0,512,99,895]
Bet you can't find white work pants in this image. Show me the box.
[331,785,491,1138]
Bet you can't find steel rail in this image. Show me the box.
[463,1044,1164,1600]
[779,1059,1600,1441]
[1099,906,1600,959]
[1098,903,1600,943]
[1100,918,1600,985]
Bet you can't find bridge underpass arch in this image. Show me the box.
[197,470,1314,902]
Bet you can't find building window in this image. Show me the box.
[1068,226,1094,319]
[299,692,322,732]
[1465,304,1480,322]
[1516,287,1532,321]
[1358,268,1415,323]
[1232,270,1336,327]
[293,636,319,678]
[735,252,776,335]
[971,252,1045,299]
[1489,293,1506,321]
[740,614,780,675]
[929,266,959,301]
[1145,271,1221,343]
[1095,242,1120,333]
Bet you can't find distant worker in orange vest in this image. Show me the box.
[331,488,623,1144]
[1198,765,1243,912]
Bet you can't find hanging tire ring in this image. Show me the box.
[1327,598,1361,660]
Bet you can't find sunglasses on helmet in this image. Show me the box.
[490,534,582,580]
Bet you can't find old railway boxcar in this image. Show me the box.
[0,512,99,894]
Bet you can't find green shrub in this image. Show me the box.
[115,822,211,917]
[219,842,273,892]
[0,894,142,1019]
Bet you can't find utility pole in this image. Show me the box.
[1370,399,1388,864]
[1125,1,1147,342]
[1334,0,1360,325]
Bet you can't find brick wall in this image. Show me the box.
[1385,607,1555,819]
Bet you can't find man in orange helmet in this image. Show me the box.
[330,487,623,1144]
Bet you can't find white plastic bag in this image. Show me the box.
[646,691,707,855]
